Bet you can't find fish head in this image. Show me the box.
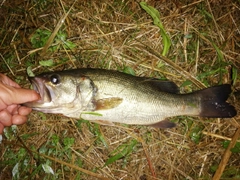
[25,71,96,114]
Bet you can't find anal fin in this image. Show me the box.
[149,120,176,129]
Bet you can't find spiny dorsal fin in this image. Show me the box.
[96,97,123,110]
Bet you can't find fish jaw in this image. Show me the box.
[24,77,54,110]
[29,77,52,104]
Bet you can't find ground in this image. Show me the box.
[0,0,240,179]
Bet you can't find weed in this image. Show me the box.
[140,2,171,56]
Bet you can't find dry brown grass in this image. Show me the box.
[0,0,240,179]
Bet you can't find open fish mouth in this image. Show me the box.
[29,77,51,103]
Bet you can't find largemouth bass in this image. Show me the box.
[25,68,237,128]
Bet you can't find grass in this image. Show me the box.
[0,0,240,179]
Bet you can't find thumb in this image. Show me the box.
[10,88,40,104]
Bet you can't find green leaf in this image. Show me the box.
[30,29,51,48]
[12,163,19,178]
[190,126,203,144]
[197,68,226,80]
[209,164,218,173]
[104,139,138,167]
[123,66,136,75]
[51,134,60,146]
[11,125,17,134]
[181,80,192,87]
[42,163,54,175]
[232,66,238,86]
[17,148,27,159]
[30,29,76,53]
[92,124,108,147]
[39,146,48,154]
[220,166,240,178]
[140,2,171,56]
[27,66,35,77]
[57,31,67,41]
[184,34,193,39]
[39,59,54,67]
[64,40,76,50]
[211,42,224,61]
[63,137,75,149]
[222,140,240,153]
[38,112,47,120]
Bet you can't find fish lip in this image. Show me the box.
[29,77,51,103]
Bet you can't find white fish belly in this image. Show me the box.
[80,98,200,125]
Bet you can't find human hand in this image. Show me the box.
[0,74,40,134]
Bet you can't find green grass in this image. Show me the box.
[140,2,171,56]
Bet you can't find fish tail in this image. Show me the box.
[196,84,236,118]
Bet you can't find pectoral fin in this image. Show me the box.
[149,120,176,129]
[96,97,123,110]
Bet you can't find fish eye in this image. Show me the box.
[50,74,60,85]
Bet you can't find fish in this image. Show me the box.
[25,68,237,128]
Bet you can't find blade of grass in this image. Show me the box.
[124,129,156,178]
[137,40,206,88]
[0,53,15,76]
[30,150,109,180]
[140,2,171,56]
[39,59,54,67]
[231,66,238,86]
[213,127,240,180]
[40,0,77,57]
[104,139,138,167]
[211,42,225,83]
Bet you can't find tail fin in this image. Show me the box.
[196,84,236,118]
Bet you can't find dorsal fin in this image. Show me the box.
[142,79,179,94]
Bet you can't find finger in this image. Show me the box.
[0,74,20,88]
[0,123,4,134]
[18,106,32,116]
[0,110,12,126]
[9,88,40,104]
[12,115,27,125]
[6,104,19,114]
